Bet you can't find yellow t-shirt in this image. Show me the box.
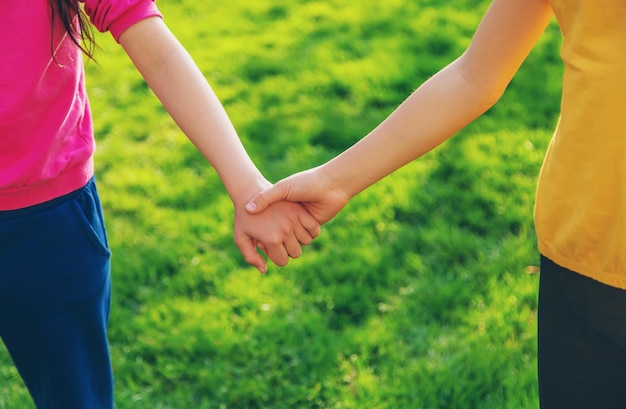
[536,0,626,288]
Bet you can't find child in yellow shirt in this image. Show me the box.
[247,0,626,406]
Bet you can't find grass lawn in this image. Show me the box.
[0,0,563,407]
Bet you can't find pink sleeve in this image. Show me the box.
[83,0,163,42]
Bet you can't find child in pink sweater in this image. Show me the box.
[0,1,319,407]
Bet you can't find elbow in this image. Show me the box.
[454,55,510,112]
[478,83,507,111]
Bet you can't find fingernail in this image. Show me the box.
[245,202,256,211]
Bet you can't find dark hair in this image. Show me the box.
[48,0,96,60]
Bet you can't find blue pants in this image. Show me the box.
[0,178,113,409]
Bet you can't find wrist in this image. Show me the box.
[318,161,358,203]
[226,174,272,208]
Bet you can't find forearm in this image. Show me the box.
[321,58,503,200]
[119,17,266,204]
[321,0,554,200]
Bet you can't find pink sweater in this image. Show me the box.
[0,0,161,211]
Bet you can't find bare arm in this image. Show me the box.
[118,17,320,272]
[247,0,554,223]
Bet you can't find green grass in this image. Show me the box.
[0,0,563,407]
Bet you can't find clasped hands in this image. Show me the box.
[233,167,350,273]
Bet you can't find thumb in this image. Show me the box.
[235,233,268,273]
[243,243,268,274]
[245,184,286,214]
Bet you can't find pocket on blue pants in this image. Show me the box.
[0,179,111,309]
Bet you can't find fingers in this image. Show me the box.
[246,234,299,271]
[259,233,302,267]
[292,215,319,246]
[253,239,268,257]
[261,205,318,262]
[283,237,303,259]
[298,208,321,241]
[238,193,322,272]
[234,233,267,274]
[294,226,313,246]
[262,242,290,268]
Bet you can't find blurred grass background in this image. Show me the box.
[0,0,563,407]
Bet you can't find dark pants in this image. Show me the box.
[538,255,626,409]
[0,178,113,409]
